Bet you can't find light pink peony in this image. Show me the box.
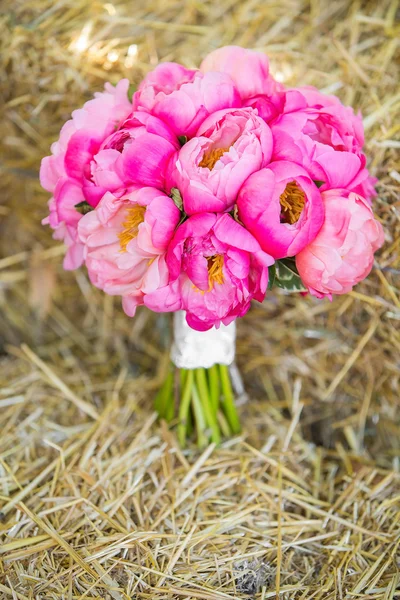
[40,80,133,269]
[42,180,86,270]
[296,189,384,298]
[237,161,324,259]
[352,174,378,203]
[167,107,273,214]
[145,213,274,331]
[270,86,375,199]
[45,109,178,210]
[133,62,240,138]
[200,45,283,101]
[40,80,132,195]
[41,84,179,270]
[78,187,181,317]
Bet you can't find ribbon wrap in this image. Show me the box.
[171,311,236,369]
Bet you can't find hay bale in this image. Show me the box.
[0,0,399,598]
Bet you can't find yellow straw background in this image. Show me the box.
[0,1,399,597]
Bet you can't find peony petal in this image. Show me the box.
[64,130,103,181]
[200,45,278,99]
[213,214,261,253]
[316,152,362,189]
[120,133,175,189]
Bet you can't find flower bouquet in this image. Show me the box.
[41,46,384,446]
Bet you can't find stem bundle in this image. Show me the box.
[155,364,241,447]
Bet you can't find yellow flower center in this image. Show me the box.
[207,254,224,288]
[279,181,306,224]
[192,254,224,294]
[199,147,230,170]
[118,205,146,252]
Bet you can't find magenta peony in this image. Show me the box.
[167,107,273,214]
[133,63,240,138]
[237,161,324,259]
[270,86,376,200]
[145,213,274,331]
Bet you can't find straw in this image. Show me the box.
[0,0,399,597]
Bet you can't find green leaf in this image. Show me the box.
[75,201,93,215]
[170,187,184,211]
[268,264,276,290]
[178,135,187,146]
[279,257,298,274]
[177,213,188,227]
[274,258,307,292]
[313,180,325,189]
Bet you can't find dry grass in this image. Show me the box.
[0,0,400,598]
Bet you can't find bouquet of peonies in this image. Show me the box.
[41,46,384,445]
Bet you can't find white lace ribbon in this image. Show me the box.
[171,311,236,369]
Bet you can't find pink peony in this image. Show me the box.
[40,80,132,195]
[86,111,179,206]
[41,86,179,270]
[243,91,285,123]
[42,180,86,270]
[237,161,324,259]
[167,107,273,214]
[133,62,240,138]
[296,189,384,298]
[145,213,274,331]
[352,174,378,203]
[78,187,181,316]
[102,112,178,198]
[44,109,178,211]
[200,45,283,101]
[270,86,374,198]
[40,80,133,269]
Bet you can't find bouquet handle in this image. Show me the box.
[155,312,241,446]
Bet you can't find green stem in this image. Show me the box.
[156,363,241,446]
[191,384,207,448]
[166,378,176,423]
[219,364,241,434]
[177,369,194,447]
[163,370,175,422]
[180,368,188,389]
[195,368,221,445]
[155,370,173,419]
[217,410,231,438]
[208,364,220,416]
